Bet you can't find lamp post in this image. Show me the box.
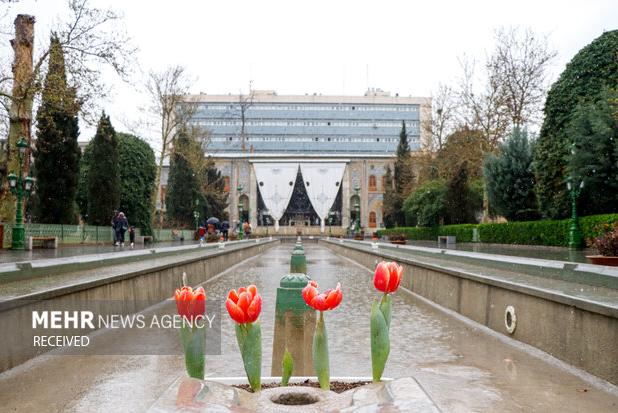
[9,137,35,250]
[354,184,361,234]
[567,177,585,250]
[237,184,244,240]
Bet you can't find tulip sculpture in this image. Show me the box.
[302,280,343,390]
[175,283,206,379]
[226,285,263,391]
[371,261,403,382]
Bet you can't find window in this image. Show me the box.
[369,175,377,191]
[223,176,230,192]
[369,212,377,228]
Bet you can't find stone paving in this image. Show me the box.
[0,244,616,412]
[0,240,197,264]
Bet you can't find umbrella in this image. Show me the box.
[206,217,220,226]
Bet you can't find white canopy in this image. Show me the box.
[253,163,299,232]
[300,163,346,233]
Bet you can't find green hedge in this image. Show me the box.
[377,224,476,242]
[377,214,618,247]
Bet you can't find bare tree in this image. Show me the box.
[489,27,556,128]
[144,65,196,220]
[422,83,457,152]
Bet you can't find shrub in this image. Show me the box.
[377,214,618,247]
[592,225,618,256]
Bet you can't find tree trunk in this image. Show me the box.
[1,15,35,222]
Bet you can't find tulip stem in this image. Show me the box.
[371,293,392,382]
[235,322,262,392]
[180,324,205,379]
[313,311,330,390]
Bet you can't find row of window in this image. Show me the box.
[211,136,419,143]
[201,104,419,112]
[196,120,420,128]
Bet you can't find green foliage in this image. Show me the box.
[117,133,157,235]
[484,128,539,221]
[535,30,618,219]
[403,180,447,227]
[378,224,477,242]
[33,35,81,224]
[86,113,119,225]
[567,92,618,216]
[76,141,93,218]
[166,134,200,227]
[444,161,479,224]
[281,348,293,387]
[200,157,228,220]
[384,122,415,227]
[377,214,618,246]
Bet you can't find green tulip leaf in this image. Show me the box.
[312,312,330,390]
[235,322,262,392]
[370,298,390,382]
[281,348,294,386]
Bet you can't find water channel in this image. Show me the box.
[0,243,616,412]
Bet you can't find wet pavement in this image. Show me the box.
[0,241,199,264]
[0,244,617,412]
[406,240,593,263]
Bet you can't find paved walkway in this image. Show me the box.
[0,241,198,264]
[0,244,616,412]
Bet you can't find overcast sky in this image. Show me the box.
[2,0,617,144]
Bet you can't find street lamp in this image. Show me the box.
[237,184,244,240]
[567,177,585,250]
[9,137,35,250]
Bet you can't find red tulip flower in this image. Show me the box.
[302,280,343,312]
[175,286,206,321]
[226,284,262,324]
[373,261,403,294]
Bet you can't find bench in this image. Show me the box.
[27,236,58,250]
[438,235,456,246]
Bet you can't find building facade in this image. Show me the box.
[164,89,430,235]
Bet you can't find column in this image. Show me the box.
[230,160,238,225]
[341,164,350,229]
[249,162,258,229]
[361,160,368,228]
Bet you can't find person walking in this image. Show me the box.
[114,212,129,246]
[128,226,136,248]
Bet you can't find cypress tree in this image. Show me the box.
[201,157,227,219]
[383,121,415,226]
[33,35,80,223]
[87,112,119,225]
[394,121,414,195]
[166,133,200,227]
[117,133,157,235]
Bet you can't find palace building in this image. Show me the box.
[165,89,431,235]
